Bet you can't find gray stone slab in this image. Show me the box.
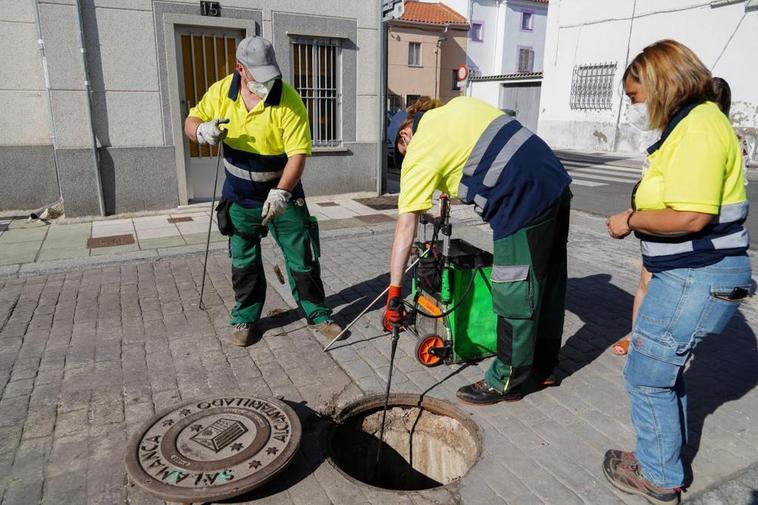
[82,7,158,92]
[0,146,59,212]
[0,91,52,146]
[50,90,96,149]
[37,2,85,91]
[99,146,178,214]
[55,148,102,217]
[0,21,46,90]
[91,92,164,148]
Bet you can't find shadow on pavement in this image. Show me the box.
[559,274,758,489]
[219,400,330,502]
[682,310,758,486]
[559,274,634,377]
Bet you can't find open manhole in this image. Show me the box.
[328,393,481,491]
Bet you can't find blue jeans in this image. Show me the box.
[624,254,751,489]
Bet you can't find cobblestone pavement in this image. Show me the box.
[0,210,756,504]
[265,210,758,505]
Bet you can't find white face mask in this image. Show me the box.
[247,78,275,100]
[626,102,653,131]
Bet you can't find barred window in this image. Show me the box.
[518,48,534,73]
[570,62,617,110]
[291,37,342,148]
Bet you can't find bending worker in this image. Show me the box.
[385,97,572,405]
[184,36,341,346]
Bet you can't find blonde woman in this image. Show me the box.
[604,40,751,504]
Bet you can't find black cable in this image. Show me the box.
[405,267,478,319]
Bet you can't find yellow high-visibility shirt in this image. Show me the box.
[188,74,311,158]
[635,101,745,215]
[398,97,503,214]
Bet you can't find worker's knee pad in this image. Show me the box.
[232,264,263,305]
[291,269,325,304]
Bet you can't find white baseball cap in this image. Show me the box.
[236,36,281,82]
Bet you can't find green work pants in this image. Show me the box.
[484,188,571,393]
[228,201,331,326]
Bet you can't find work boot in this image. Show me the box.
[311,319,344,341]
[603,449,681,505]
[456,380,523,405]
[230,323,260,347]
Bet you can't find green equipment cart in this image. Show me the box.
[408,195,498,367]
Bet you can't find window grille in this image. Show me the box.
[291,37,342,148]
[570,62,617,110]
[518,48,534,73]
[408,42,421,66]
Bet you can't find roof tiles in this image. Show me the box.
[399,1,469,26]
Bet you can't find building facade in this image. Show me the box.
[465,0,549,130]
[538,0,758,156]
[386,1,468,112]
[2,0,382,216]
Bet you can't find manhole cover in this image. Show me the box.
[125,396,302,503]
[87,233,135,248]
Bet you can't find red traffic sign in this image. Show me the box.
[456,65,469,81]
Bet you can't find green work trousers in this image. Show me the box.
[228,201,331,326]
[484,188,571,393]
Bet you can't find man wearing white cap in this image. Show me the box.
[184,36,341,346]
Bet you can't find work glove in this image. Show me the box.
[383,284,405,331]
[196,118,228,145]
[261,188,292,226]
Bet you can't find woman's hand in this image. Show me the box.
[607,209,634,239]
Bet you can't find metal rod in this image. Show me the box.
[375,325,400,473]
[199,141,224,310]
[322,249,429,352]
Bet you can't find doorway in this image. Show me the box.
[175,26,244,202]
[499,81,542,132]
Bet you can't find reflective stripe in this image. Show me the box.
[474,194,487,210]
[710,228,750,249]
[717,201,749,223]
[458,183,469,200]
[463,115,514,176]
[224,159,283,182]
[482,127,532,187]
[641,240,694,257]
[491,265,529,282]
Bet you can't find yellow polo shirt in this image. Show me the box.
[188,74,311,157]
[398,97,503,214]
[634,101,745,214]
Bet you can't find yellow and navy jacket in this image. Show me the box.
[188,73,312,207]
[398,97,570,239]
[634,101,749,271]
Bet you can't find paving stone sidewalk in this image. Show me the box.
[264,211,758,505]
[0,210,756,504]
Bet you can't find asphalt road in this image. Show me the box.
[557,151,758,249]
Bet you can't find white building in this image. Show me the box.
[538,0,758,158]
[464,0,549,130]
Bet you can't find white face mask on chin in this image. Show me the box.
[626,102,654,131]
[247,78,275,100]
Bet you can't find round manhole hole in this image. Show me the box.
[125,396,302,503]
[328,394,481,491]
